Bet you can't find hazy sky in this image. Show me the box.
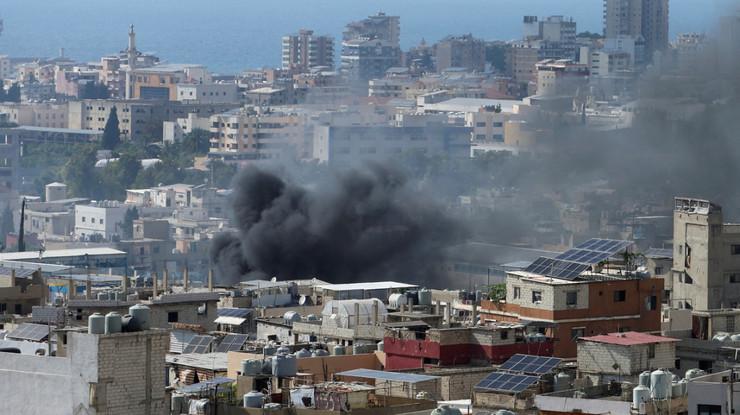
[0,0,736,73]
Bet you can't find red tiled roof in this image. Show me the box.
[579,331,679,346]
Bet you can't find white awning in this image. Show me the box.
[214,316,246,326]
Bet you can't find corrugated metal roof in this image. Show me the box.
[337,369,439,383]
[170,329,199,354]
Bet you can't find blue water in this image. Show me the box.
[0,0,735,74]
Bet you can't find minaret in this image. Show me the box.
[127,24,137,68]
[125,24,137,99]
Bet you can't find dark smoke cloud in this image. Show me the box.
[211,163,466,285]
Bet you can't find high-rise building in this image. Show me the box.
[341,13,401,83]
[343,12,400,45]
[603,0,669,60]
[521,16,578,60]
[435,34,486,72]
[282,29,335,72]
[719,13,740,75]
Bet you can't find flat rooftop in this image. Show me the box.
[0,247,125,261]
[316,281,418,291]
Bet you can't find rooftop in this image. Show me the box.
[579,331,679,346]
[423,97,524,114]
[15,126,103,135]
[316,281,418,291]
[0,247,126,261]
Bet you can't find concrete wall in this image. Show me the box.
[226,351,382,383]
[577,341,675,379]
[688,371,740,415]
[95,331,169,415]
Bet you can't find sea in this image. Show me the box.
[0,0,735,74]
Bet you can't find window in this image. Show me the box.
[731,274,740,283]
[733,245,740,255]
[500,330,509,340]
[14,304,22,314]
[0,303,6,313]
[683,273,694,284]
[697,405,721,415]
[566,291,578,306]
[90,218,95,224]
[99,219,103,225]
[532,290,543,303]
[81,216,86,222]
[571,327,585,340]
[167,312,179,323]
[475,122,486,127]
[613,290,627,302]
[728,316,736,332]
[654,266,663,275]
[513,286,521,299]
[648,344,656,359]
[646,295,658,310]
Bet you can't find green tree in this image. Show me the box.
[102,106,121,150]
[0,204,14,240]
[122,206,139,240]
[182,129,211,155]
[5,83,20,103]
[62,145,99,198]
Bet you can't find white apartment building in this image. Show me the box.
[0,55,11,80]
[74,201,128,240]
[671,197,740,311]
[163,113,211,143]
[209,108,311,160]
[176,83,239,104]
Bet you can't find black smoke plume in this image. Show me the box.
[211,163,466,285]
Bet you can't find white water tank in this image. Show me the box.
[243,391,264,408]
[312,349,329,357]
[272,354,297,377]
[129,304,151,330]
[305,314,319,321]
[45,182,68,202]
[241,359,262,376]
[389,293,408,309]
[295,348,312,358]
[377,341,384,352]
[678,379,688,396]
[104,312,122,334]
[650,369,671,400]
[713,333,731,342]
[685,369,706,380]
[639,371,652,387]
[731,334,740,342]
[494,411,516,415]
[671,382,683,397]
[277,345,291,355]
[633,385,651,409]
[283,311,301,324]
[418,289,432,306]
[88,313,105,334]
[554,372,572,391]
[333,345,346,355]
[431,405,463,415]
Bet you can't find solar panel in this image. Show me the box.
[217,308,251,318]
[215,334,249,353]
[499,354,562,375]
[475,371,539,394]
[7,323,52,341]
[524,257,589,281]
[183,335,214,354]
[554,239,633,265]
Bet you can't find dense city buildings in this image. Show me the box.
[6,3,740,415]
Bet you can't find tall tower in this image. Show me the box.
[125,24,137,100]
[127,24,137,69]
